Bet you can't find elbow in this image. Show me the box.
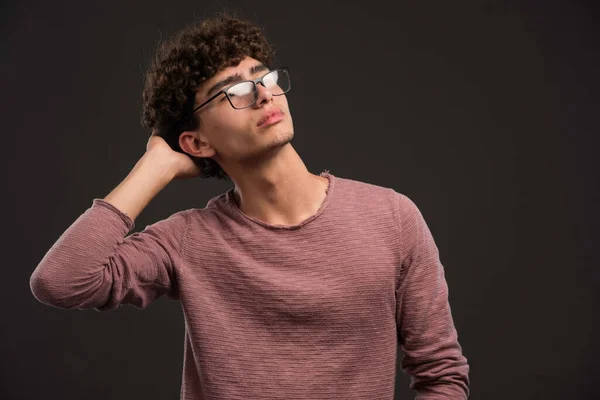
[30,269,55,306]
[29,262,109,309]
[29,265,66,307]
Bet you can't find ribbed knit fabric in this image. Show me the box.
[30,171,470,399]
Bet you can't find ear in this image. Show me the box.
[179,131,216,158]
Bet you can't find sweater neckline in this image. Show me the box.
[224,170,335,230]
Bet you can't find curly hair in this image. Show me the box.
[141,13,276,181]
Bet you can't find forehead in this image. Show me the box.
[214,57,263,77]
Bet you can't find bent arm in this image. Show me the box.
[30,199,189,311]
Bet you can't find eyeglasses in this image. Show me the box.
[191,68,291,113]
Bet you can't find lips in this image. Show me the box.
[257,109,284,127]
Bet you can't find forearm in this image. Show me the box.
[104,151,174,221]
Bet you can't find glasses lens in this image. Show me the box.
[264,69,290,95]
[225,69,291,109]
[227,81,256,108]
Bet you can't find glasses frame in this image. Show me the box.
[191,67,291,114]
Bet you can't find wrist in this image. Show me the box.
[138,150,177,184]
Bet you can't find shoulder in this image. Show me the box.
[334,175,399,204]
[335,175,420,215]
[139,208,192,238]
[167,191,231,229]
[338,176,427,234]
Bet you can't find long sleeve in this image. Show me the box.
[394,193,470,399]
[30,198,189,311]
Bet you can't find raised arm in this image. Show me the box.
[29,135,202,311]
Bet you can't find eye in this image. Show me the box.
[263,71,278,87]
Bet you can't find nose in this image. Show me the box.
[254,82,273,107]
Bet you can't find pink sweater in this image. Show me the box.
[30,171,470,399]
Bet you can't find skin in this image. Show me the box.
[178,56,330,227]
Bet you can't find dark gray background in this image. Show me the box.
[3,1,598,399]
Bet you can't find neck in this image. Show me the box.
[224,144,329,226]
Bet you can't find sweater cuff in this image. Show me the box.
[91,198,135,231]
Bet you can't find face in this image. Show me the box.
[179,56,294,166]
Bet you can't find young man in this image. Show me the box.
[30,13,470,399]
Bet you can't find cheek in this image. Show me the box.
[211,108,248,131]
[209,111,256,147]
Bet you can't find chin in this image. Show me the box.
[237,130,293,163]
[255,128,294,158]
[278,126,294,142]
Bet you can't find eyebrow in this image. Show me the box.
[205,64,270,97]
